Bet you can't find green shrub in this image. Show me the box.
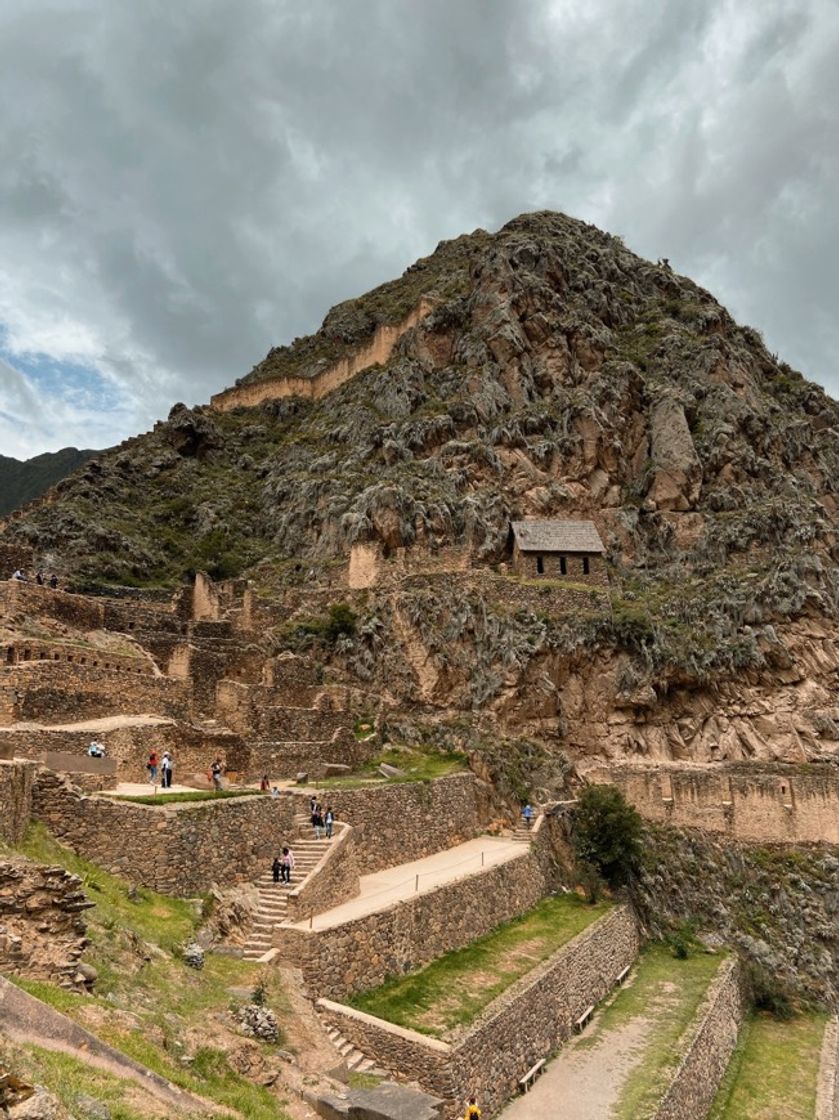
[749,963,795,1020]
[572,784,643,889]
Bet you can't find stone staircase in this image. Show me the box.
[512,820,537,843]
[322,1019,388,1077]
[241,813,332,961]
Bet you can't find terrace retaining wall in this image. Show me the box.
[32,771,296,895]
[278,843,551,1000]
[318,904,642,1115]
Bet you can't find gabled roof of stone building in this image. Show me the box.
[511,519,605,554]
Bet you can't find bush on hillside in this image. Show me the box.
[572,784,643,889]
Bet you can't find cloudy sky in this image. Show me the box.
[0,0,836,459]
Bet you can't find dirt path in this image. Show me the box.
[501,993,674,1120]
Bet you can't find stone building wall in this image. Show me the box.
[653,957,747,1120]
[0,663,190,725]
[318,904,641,1115]
[0,580,105,630]
[0,857,92,984]
[247,732,372,781]
[511,546,608,588]
[0,640,152,674]
[278,845,550,1000]
[32,771,296,895]
[326,773,483,875]
[255,705,352,741]
[0,758,35,842]
[595,762,839,845]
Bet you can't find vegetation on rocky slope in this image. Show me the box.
[3,211,836,695]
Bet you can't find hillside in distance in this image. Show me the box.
[2,211,837,767]
[0,446,98,518]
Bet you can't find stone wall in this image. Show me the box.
[326,773,482,875]
[0,721,247,784]
[0,857,92,984]
[318,904,641,1115]
[32,771,296,895]
[0,759,35,842]
[0,662,189,725]
[511,546,609,588]
[653,957,747,1120]
[595,762,839,845]
[286,822,361,923]
[278,846,550,1000]
[210,299,435,412]
[0,639,152,674]
[0,580,104,630]
[247,731,372,781]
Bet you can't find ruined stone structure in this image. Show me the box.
[210,298,436,412]
[592,761,839,845]
[0,857,92,985]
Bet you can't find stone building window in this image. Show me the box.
[560,556,567,576]
[582,556,590,575]
[536,556,544,575]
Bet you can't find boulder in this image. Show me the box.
[378,764,405,779]
[324,764,351,778]
[647,397,702,511]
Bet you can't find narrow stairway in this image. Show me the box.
[242,813,332,961]
[322,1019,388,1077]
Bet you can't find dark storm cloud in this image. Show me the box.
[0,0,836,455]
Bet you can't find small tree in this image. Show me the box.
[572,784,643,889]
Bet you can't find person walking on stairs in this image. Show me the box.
[272,856,281,884]
[324,805,335,839]
[312,802,324,839]
[281,846,294,884]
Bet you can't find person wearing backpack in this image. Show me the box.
[464,1096,480,1120]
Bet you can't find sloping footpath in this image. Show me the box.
[0,974,217,1114]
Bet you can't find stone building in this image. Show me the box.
[510,519,607,586]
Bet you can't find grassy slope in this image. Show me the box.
[578,943,725,1120]
[6,825,289,1119]
[349,894,610,1037]
[708,1012,827,1119]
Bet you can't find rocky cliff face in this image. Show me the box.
[2,211,837,773]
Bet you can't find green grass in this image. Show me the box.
[16,823,199,955]
[8,825,291,1118]
[708,1012,827,1119]
[318,745,468,789]
[17,1046,162,1120]
[106,789,259,805]
[349,894,610,1037]
[582,944,726,1119]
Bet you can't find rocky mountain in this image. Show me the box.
[2,211,837,770]
[0,447,98,518]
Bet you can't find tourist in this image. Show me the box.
[522,803,535,828]
[11,569,27,582]
[260,774,270,793]
[281,845,294,884]
[272,855,281,884]
[161,751,173,789]
[464,1096,480,1120]
[309,793,317,818]
[35,570,44,586]
[147,752,159,783]
[270,786,280,799]
[87,739,105,758]
[210,758,223,791]
[49,574,59,590]
[313,802,324,839]
[324,805,335,840]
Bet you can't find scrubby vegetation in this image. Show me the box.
[7,825,290,1118]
